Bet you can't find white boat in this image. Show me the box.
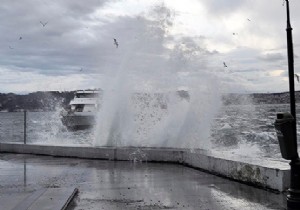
[61,89,101,130]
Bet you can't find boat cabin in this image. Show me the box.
[69,90,101,113]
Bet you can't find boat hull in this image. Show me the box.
[61,115,96,130]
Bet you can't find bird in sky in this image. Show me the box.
[80,68,83,72]
[9,46,14,49]
[113,38,119,48]
[232,33,238,35]
[19,36,22,40]
[282,0,285,6]
[247,18,251,21]
[295,74,299,82]
[40,21,48,27]
[223,62,228,67]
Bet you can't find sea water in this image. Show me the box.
[0,102,297,160]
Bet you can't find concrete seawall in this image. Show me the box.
[0,143,290,192]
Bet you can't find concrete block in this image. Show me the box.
[115,147,183,162]
[182,149,290,192]
[11,188,78,210]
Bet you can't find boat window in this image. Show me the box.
[84,104,96,112]
[75,93,99,98]
[84,93,99,98]
[75,104,84,112]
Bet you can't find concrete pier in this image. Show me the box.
[0,153,286,210]
[0,143,290,192]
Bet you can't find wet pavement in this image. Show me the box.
[0,153,286,210]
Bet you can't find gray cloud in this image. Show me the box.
[258,53,285,61]
[234,68,262,73]
[0,0,300,93]
[0,0,112,75]
[201,0,247,16]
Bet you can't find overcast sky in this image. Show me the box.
[1,0,300,94]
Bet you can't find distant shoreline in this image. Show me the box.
[0,90,299,112]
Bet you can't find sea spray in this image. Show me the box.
[93,3,223,149]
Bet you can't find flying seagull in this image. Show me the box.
[295,74,299,82]
[80,68,83,72]
[247,18,251,21]
[232,33,238,35]
[19,36,22,40]
[40,21,48,27]
[223,62,228,68]
[113,38,119,48]
[9,46,14,49]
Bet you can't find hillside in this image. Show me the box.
[0,91,298,112]
[0,91,75,112]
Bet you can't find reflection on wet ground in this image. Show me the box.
[0,153,286,210]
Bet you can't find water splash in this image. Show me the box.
[129,149,148,162]
[93,3,223,149]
